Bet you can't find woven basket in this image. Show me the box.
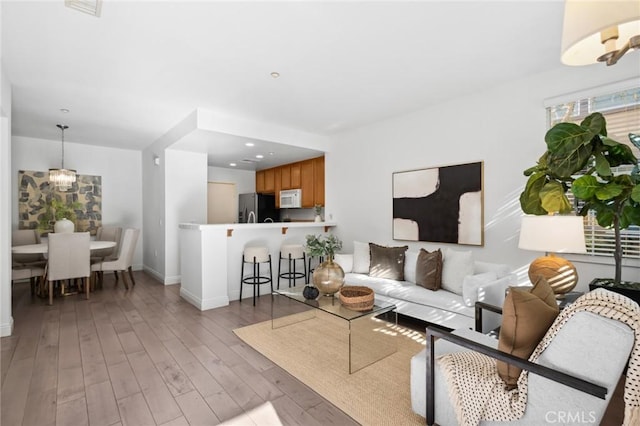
[339,286,374,311]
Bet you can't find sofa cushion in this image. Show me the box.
[369,243,408,280]
[415,248,442,291]
[344,273,474,318]
[353,241,370,273]
[333,253,353,273]
[404,251,418,284]
[461,271,497,307]
[474,261,511,279]
[497,277,559,389]
[441,248,474,295]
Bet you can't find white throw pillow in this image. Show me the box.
[441,248,474,295]
[462,271,497,307]
[404,251,418,284]
[333,253,353,273]
[352,241,371,273]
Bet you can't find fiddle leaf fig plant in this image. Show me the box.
[520,112,640,283]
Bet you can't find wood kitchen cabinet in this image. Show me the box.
[256,170,265,193]
[274,167,281,208]
[300,159,315,208]
[313,156,325,206]
[280,165,291,189]
[290,163,301,189]
[255,156,325,205]
[264,168,275,193]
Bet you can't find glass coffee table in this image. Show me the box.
[272,286,397,374]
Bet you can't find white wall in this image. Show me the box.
[164,149,207,283]
[11,136,144,269]
[326,60,640,292]
[207,166,255,194]
[1,55,14,336]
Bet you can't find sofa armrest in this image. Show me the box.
[424,324,607,426]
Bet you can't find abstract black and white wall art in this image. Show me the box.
[392,161,483,246]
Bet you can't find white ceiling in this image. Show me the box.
[2,0,566,170]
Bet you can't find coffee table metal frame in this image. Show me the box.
[272,285,397,374]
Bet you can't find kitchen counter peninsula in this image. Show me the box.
[179,221,336,310]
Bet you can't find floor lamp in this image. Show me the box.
[518,215,587,298]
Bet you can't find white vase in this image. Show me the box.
[314,215,322,222]
[54,218,75,233]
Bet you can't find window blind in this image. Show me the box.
[546,87,640,261]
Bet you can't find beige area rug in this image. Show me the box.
[234,312,426,426]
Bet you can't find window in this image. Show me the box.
[547,87,640,261]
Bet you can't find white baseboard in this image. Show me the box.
[180,287,229,311]
[164,275,181,285]
[142,265,181,286]
[143,265,164,282]
[0,317,14,337]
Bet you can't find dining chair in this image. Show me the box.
[12,229,46,267]
[11,265,46,295]
[91,225,123,262]
[47,232,91,305]
[91,228,139,289]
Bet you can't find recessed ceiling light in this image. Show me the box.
[245,142,254,147]
[269,152,275,156]
[256,154,264,159]
[229,163,237,167]
[60,108,70,113]
[270,72,280,78]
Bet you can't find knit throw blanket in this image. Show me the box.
[437,288,640,426]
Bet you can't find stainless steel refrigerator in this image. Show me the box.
[238,193,279,223]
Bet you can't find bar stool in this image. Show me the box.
[306,255,324,284]
[278,244,307,289]
[240,246,273,306]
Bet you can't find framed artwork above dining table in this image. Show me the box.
[17,170,102,235]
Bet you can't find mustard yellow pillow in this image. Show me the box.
[497,277,559,389]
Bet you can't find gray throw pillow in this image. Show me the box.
[415,248,443,290]
[369,243,408,280]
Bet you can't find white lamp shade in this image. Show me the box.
[518,215,587,254]
[561,0,640,65]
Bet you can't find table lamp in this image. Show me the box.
[518,215,587,298]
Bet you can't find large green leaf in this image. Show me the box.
[594,151,612,177]
[632,184,640,203]
[622,204,640,227]
[572,175,599,200]
[546,143,592,178]
[519,172,548,215]
[545,122,591,156]
[595,183,623,201]
[581,112,607,136]
[603,137,639,166]
[540,180,572,213]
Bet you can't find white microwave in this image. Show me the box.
[280,189,302,208]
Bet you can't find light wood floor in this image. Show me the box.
[1,271,625,425]
[1,272,358,426]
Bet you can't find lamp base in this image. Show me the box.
[528,254,578,299]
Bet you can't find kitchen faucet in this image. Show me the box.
[264,217,274,223]
[247,211,256,223]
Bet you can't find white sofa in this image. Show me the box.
[335,246,514,331]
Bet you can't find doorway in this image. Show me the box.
[207,182,237,224]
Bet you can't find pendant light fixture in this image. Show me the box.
[49,124,77,192]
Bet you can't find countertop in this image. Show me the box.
[179,221,337,230]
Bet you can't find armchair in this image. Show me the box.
[411,289,638,425]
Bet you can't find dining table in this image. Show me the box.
[12,240,117,298]
[11,240,116,254]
